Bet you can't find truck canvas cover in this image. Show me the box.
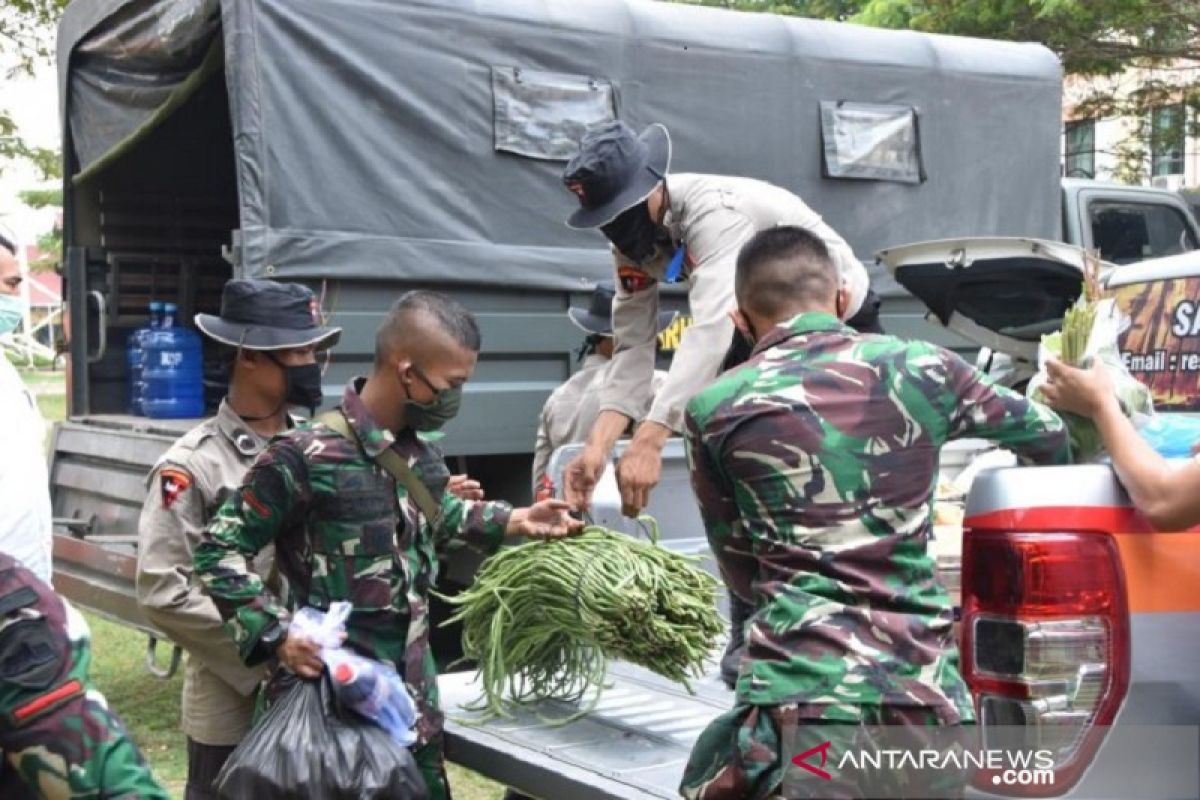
[59,0,1063,293]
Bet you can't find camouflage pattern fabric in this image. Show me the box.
[194,378,512,756]
[0,553,168,799]
[414,735,452,800]
[680,312,1068,797]
[681,701,967,799]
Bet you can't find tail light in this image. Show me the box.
[962,530,1130,796]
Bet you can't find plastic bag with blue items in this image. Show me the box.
[291,602,420,746]
[1138,415,1200,459]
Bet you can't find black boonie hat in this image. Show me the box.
[563,121,672,229]
[567,282,675,336]
[195,279,341,351]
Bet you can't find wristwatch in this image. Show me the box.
[259,621,288,660]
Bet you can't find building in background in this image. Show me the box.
[1063,66,1199,191]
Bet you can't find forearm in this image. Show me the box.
[633,420,671,448]
[1093,400,1182,526]
[585,409,636,455]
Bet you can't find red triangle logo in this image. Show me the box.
[791,740,833,781]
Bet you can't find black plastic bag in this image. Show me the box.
[214,674,428,799]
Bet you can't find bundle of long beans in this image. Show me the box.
[441,520,723,722]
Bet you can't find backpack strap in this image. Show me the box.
[314,410,443,528]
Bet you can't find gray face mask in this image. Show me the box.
[404,366,463,432]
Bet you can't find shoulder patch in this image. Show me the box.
[618,266,656,294]
[10,679,84,726]
[160,467,194,510]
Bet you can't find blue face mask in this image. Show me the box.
[0,294,23,336]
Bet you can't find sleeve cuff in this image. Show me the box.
[646,401,685,434]
[481,501,513,554]
[237,608,289,666]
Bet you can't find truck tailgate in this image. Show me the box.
[440,662,732,799]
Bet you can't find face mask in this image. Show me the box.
[267,353,324,413]
[403,366,463,432]
[601,201,667,265]
[0,294,23,336]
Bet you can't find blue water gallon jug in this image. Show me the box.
[125,301,163,415]
[143,302,205,418]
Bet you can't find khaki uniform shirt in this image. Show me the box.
[531,354,667,495]
[603,173,871,432]
[136,400,283,746]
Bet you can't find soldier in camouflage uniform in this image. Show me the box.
[0,552,168,799]
[194,290,582,800]
[679,227,1070,800]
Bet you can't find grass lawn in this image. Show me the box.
[33,370,504,799]
[83,614,507,799]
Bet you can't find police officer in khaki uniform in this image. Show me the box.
[559,122,878,689]
[136,279,341,799]
[531,282,674,499]
[560,120,877,517]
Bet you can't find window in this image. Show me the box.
[820,102,923,184]
[491,67,616,161]
[1089,200,1198,264]
[1150,104,1186,177]
[1064,119,1095,179]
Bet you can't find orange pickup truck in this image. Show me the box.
[883,239,1200,797]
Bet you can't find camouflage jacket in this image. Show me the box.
[684,312,1068,721]
[0,552,167,799]
[194,379,512,746]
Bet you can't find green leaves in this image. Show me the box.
[1,1,68,175]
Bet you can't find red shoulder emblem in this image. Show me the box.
[160,467,194,510]
[617,266,656,294]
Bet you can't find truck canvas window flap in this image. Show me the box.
[820,101,924,184]
[491,67,616,161]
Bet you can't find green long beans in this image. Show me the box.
[441,520,724,723]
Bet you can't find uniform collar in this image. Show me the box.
[581,353,609,370]
[660,173,690,237]
[337,377,399,459]
[214,398,281,457]
[751,311,850,356]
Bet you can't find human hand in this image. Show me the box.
[564,446,609,512]
[275,632,323,679]
[616,438,663,517]
[508,500,585,540]
[1041,358,1116,418]
[447,474,484,501]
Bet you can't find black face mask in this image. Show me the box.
[268,354,324,414]
[601,201,666,265]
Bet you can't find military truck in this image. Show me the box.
[50,1,1199,790]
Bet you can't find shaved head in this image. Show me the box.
[374,290,481,367]
[735,226,837,321]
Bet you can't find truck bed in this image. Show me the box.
[441,661,733,800]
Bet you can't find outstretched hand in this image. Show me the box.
[508,500,585,540]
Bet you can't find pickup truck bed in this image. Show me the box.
[441,661,733,800]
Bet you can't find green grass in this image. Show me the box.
[36,391,66,423]
[84,614,506,799]
[17,366,65,385]
[84,613,189,798]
